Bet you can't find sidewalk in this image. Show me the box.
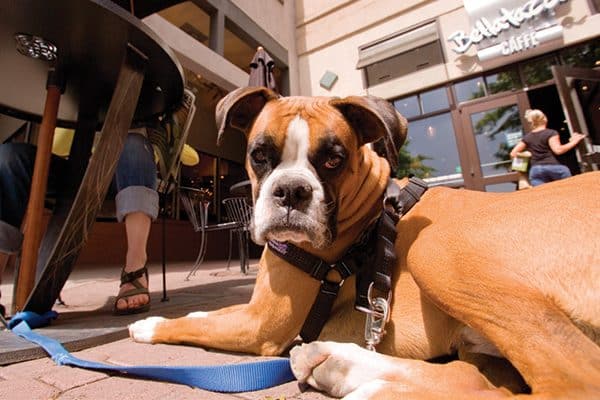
[0,260,332,399]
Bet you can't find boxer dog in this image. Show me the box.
[130,87,600,399]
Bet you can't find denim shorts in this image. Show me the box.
[529,164,572,187]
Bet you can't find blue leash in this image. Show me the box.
[11,313,295,393]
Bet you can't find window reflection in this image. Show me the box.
[486,69,521,94]
[521,55,557,86]
[399,113,461,182]
[421,87,449,114]
[560,39,600,68]
[454,77,486,102]
[393,95,420,119]
[470,105,522,177]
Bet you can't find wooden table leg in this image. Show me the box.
[13,70,63,312]
[21,45,148,313]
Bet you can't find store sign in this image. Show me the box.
[448,0,568,61]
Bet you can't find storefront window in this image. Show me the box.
[421,87,449,114]
[485,69,522,95]
[454,77,486,102]
[398,112,461,182]
[393,95,420,119]
[560,39,600,68]
[521,55,557,86]
[470,104,522,177]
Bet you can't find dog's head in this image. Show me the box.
[216,87,406,249]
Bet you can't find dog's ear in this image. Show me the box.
[330,96,407,170]
[216,86,280,145]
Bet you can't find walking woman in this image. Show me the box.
[510,109,586,186]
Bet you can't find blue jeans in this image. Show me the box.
[0,133,158,254]
[529,164,572,187]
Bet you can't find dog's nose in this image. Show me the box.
[273,179,313,209]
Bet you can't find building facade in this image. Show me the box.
[297,0,599,191]
[141,0,599,221]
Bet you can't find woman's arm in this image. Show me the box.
[510,141,527,158]
[548,132,586,155]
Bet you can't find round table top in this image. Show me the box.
[230,180,252,196]
[0,0,184,127]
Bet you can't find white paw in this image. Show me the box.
[128,316,166,343]
[186,311,208,318]
[290,341,368,397]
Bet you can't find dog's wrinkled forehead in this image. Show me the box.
[248,97,357,151]
[215,87,407,170]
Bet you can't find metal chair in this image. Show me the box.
[179,186,212,280]
[222,197,253,274]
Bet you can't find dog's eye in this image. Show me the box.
[324,155,343,169]
[251,150,267,163]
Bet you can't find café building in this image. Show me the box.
[299,0,600,191]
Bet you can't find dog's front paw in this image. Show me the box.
[128,316,167,343]
[290,341,368,397]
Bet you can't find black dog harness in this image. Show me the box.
[267,177,428,348]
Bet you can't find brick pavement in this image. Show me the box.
[0,260,333,400]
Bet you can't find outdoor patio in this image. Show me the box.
[0,260,332,399]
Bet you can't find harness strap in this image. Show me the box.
[268,177,428,344]
[267,240,357,282]
[355,208,397,310]
[387,177,428,216]
[357,177,427,310]
[267,239,363,342]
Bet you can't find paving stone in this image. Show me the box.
[38,365,107,392]
[0,357,55,380]
[57,375,187,400]
[0,377,60,400]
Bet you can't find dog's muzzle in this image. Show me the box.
[252,175,331,248]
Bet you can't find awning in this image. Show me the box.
[357,21,439,69]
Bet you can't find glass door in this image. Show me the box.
[458,92,530,191]
[552,66,600,171]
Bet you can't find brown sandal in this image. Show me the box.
[113,266,150,315]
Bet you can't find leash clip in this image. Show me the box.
[364,283,391,351]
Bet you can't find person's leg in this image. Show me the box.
[0,143,36,313]
[0,143,36,252]
[113,133,158,313]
